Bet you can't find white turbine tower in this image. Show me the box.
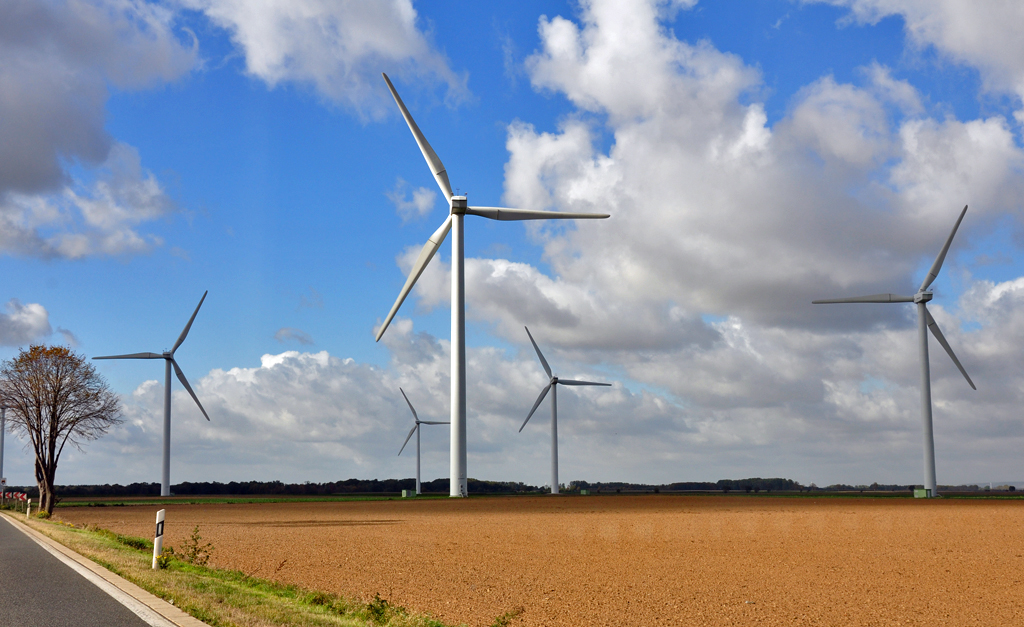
[375,73,610,497]
[397,388,449,495]
[813,206,975,498]
[94,291,211,497]
[520,326,610,494]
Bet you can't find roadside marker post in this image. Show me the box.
[26,498,31,518]
[152,509,165,569]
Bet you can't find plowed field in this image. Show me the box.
[55,495,1024,626]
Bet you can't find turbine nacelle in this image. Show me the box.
[914,291,933,304]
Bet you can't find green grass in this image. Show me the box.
[5,512,455,627]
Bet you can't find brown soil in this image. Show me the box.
[55,495,1024,627]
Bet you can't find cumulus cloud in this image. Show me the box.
[816,0,1024,107]
[61,271,1024,488]
[366,0,1024,485]
[1,143,176,258]
[0,0,196,258]
[0,299,52,346]
[31,1,1024,488]
[179,0,467,116]
[71,323,693,486]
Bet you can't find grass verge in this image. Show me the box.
[5,512,453,627]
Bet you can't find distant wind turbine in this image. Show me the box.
[397,388,449,495]
[375,73,610,497]
[813,206,975,498]
[93,292,211,497]
[520,326,610,494]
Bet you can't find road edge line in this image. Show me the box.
[0,513,209,627]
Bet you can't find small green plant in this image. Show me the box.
[491,606,524,627]
[366,593,391,623]
[305,590,331,606]
[34,510,51,519]
[155,547,175,569]
[179,525,213,566]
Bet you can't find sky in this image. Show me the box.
[2,0,1024,490]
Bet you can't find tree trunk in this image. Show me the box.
[34,457,56,515]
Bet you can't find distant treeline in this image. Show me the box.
[570,477,804,493]
[1,478,1002,499]
[5,478,544,498]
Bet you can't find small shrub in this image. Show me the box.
[35,510,51,519]
[179,525,213,566]
[366,593,390,623]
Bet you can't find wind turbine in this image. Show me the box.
[813,206,975,498]
[520,326,610,494]
[397,388,449,495]
[375,73,610,497]
[93,291,211,497]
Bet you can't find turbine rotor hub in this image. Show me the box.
[914,291,933,303]
[450,195,467,215]
[162,351,172,358]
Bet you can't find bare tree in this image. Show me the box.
[0,345,121,514]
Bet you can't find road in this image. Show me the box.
[0,514,156,627]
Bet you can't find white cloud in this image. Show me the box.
[0,0,196,258]
[15,1,1024,489]
[817,0,1024,104]
[180,0,467,116]
[1,143,176,258]
[386,178,438,223]
[0,300,52,346]
[362,0,1024,486]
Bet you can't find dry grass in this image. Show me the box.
[11,513,454,627]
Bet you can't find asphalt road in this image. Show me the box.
[0,515,154,627]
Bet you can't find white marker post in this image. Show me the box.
[152,509,165,569]
[26,498,31,518]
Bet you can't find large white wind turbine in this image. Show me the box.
[520,326,610,495]
[397,388,449,495]
[813,206,975,498]
[375,73,610,497]
[94,292,211,497]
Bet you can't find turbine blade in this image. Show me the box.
[924,306,976,390]
[466,206,609,221]
[92,352,163,360]
[399,388,418,421]
[520,384,552,432]
[524,326,552,378]
[172,291,208,354]
[920,205,968,292]
[376,215,453,341]
[382,73,453,202]
[172,359,210,421]
[812,293,915,304]
[398,424,417,456]
[420,421,450,425]
[557,379,612,386]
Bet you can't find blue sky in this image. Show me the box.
[2,0,1024,489]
